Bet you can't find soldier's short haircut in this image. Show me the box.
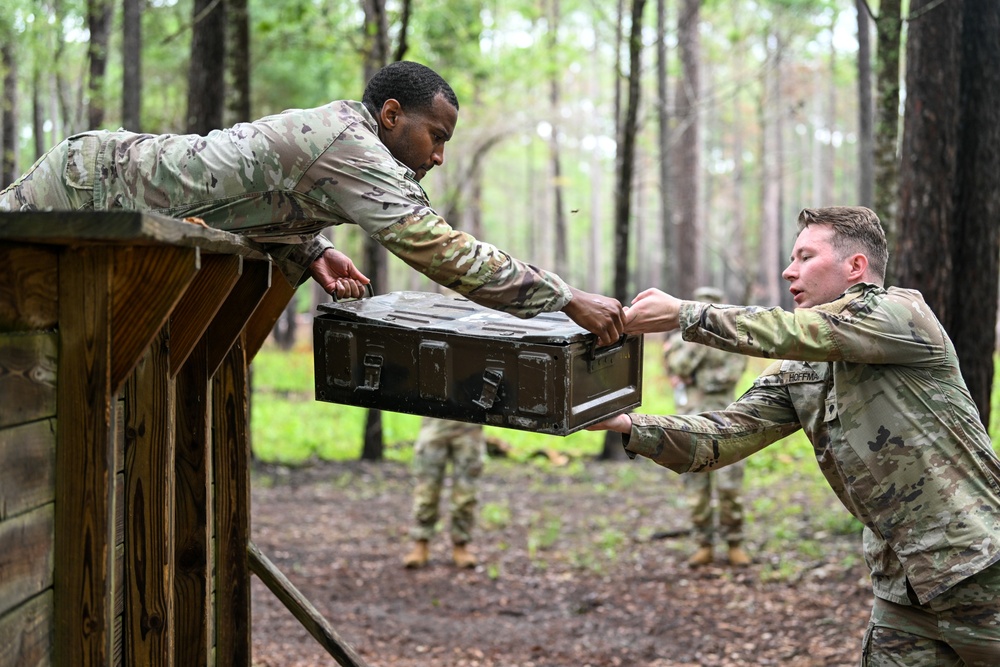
[362,61,460,118]
[797,206,888,283]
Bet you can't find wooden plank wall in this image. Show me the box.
[0,243,60,667]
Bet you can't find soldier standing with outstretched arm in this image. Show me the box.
[0,61,624,345]
[590,206,1000,665]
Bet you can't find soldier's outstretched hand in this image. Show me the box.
[562,287,625,347]
[624,288,682,334]
[309,248,371,299]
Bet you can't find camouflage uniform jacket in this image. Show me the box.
[59,101,572,316]
[624,283,1000,605]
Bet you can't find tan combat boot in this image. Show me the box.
[403,540,430,569]
[452,543,478,569]
[727,543,751,567]
[687,545,714,567]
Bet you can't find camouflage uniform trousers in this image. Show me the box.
[862,560,1000,666]
[682,389,745,547]
[409,418,485,545]
[0,139,91,211]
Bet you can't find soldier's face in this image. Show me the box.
[382,93,458,182]
[782,224,854,308]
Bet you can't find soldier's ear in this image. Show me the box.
[380,99,402,130]
[847,253,868,282]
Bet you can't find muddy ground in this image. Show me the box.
[249,457,872,667]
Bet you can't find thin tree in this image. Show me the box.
[602,0,646,461]
[855,0,873,208]
[673,0,701,299]
[358,0,392,462]
[870,0,901,278]
[122,0,141,130]
[546,0,568,277]
[86,0,113,130]
[1,40,16,186]
[656,0,674,289]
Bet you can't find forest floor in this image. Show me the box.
[249,455,873,667]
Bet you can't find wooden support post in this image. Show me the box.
[123,326,176,666]
[248,542,370,667]
[54,246,114,667]
[213,337,251,664]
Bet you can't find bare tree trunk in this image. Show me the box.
[603,0,646,461]
[673,0,700,299]
[759,33,785,307]
[186,0,226,133]
[122,0,141,131]
[656,0,674,289]
[950,0,1000,427]
[892,0,961,317]
[1,41,17,186]
[546,0,568,277]
[873,0,902,277]
[856,0,874,208]
[86,0,113,130]
[359,0,393,462]
[227,0,251,124]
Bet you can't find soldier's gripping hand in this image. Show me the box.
[562,287,625,347]
[309,248,371,299]
[624,288,682,335]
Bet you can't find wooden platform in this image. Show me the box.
[0,211,294,666]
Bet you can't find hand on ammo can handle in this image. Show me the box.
[562,287,625,347]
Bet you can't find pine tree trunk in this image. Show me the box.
[949,0,1000,427]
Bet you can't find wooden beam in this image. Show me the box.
[213,338,251,665]
[243,264,295,363]
[204,260,270,377]
[55,246,114,667]
[168,255,242,377]
[110,245,199,392]
[173,345,211,667]
[123,327,176,666]
[248,542,370,667]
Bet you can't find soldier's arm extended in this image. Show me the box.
[591,367,802,473]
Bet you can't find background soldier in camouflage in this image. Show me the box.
[403,418,486,569]
[664,286,749,567]
[0,61,624,346]
[591,207,1000,666]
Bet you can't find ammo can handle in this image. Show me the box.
[588,334,627,360]
[331,282,375,302]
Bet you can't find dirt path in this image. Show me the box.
[250,459,872,667]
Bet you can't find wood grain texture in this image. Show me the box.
[123,328,176,666]
[213,338,251,664]
[243,264,295,363]
[0,505,54,619]
[0,244,58,332]
[0,211,268,260]
[0,591,53,667]
[0,419,55,521]
[168,254,241,377]
[173,345,211,667]
[0,332,58,429]
[110,245,198,392]
[205,259,270,377]
[54,246,113,667]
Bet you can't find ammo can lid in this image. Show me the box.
[316,290,590,344]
